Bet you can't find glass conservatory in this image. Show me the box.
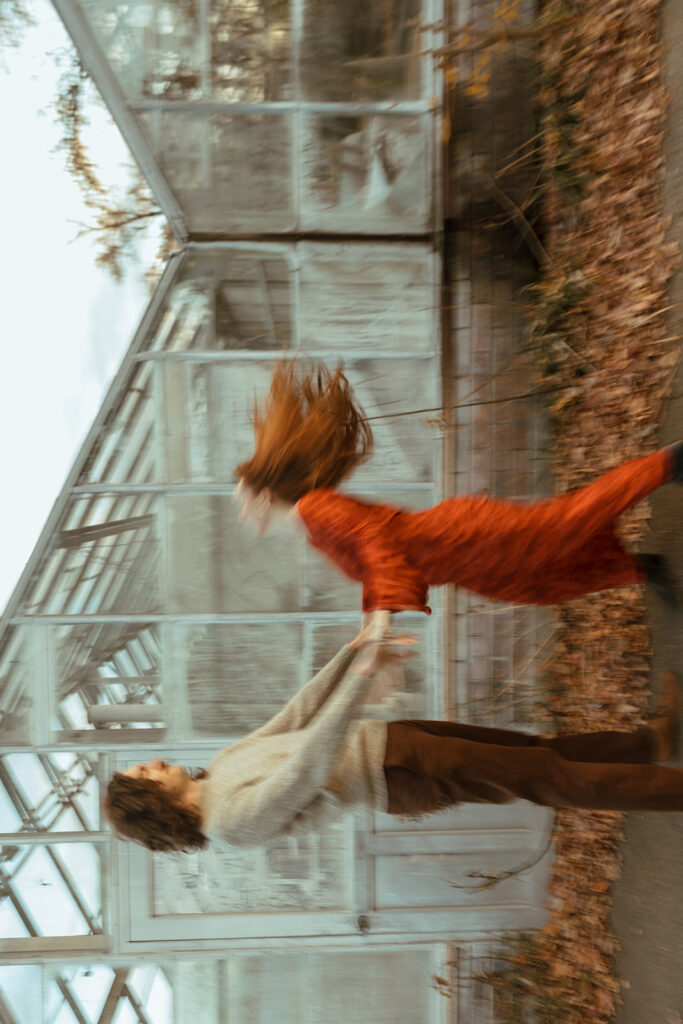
[1,2,552,1023]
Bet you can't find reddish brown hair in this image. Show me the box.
[104,770,208,853]
[236,360,373,503]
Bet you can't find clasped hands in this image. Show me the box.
[349,612,418,705]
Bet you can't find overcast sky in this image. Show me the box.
[0,0,160,615]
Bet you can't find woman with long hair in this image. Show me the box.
[235,359,681,635]
[104,627,683,854]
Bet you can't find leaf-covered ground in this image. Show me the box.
[495,1,680,1021]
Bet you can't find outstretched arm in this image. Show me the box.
[219,636,417,845]
[356,528,430,615]
[298,490,430,615]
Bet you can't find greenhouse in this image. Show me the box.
[1,1,550,1022]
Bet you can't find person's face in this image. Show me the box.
[123,759,191,801]
[234,479,285,536]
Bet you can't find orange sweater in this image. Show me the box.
[297,448,673,612]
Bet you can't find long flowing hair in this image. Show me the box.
[236,360,373,504]
[104,768,208,853]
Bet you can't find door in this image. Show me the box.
[116,746,552,951]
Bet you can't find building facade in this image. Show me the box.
[0,2,550,1022]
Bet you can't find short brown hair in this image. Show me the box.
[104,771,208,853]
[236,359,373,504]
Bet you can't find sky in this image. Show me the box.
[0,0,160,615]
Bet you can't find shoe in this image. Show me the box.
[649,671,680,761]
[670,440,683,482]
[639,553,680,611]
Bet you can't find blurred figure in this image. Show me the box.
[235,359,682,640]
[104,626,683,853]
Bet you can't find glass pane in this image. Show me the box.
[139,110,293,233]
[179,621,305,734]
[167,495,304,613]
[209,0,293,101]
[83,0,206,101]
[11,844,101,936]
[0,779,22,831]
[130,967,172,1022]
[160,360,285,484]
[166,356,438,489]
[176,951,435,1024]
[299,243,436,353]
[151,249,293,356]
[344,359,438,484]
[307,951,434,1024]
[301,114,429,232]
[77,361,157,485]
[22,495,161,616]
[301,0,424,101]
[151,819,348,912]
[303,542,362,612]
[56,965,114,1021]
[0,966,43,1024]
[0,899,26,940]
[83,0,293,102]
[1,753,100,832]
[0,627,33,746]
[212,254,292,350]
[52,623,163,735]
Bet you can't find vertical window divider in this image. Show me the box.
[32,625,52,747]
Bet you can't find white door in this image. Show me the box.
[116,746,552,951]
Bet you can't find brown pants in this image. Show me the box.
[384,720,683,815]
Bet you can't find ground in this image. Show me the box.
[609,2,683,1019]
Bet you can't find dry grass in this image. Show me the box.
[485,1,680,1021]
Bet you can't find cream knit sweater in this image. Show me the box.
[197,645,389,847]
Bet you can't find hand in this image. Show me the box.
[349,610,393,651]
[354,633,419,677]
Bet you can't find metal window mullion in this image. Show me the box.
[159,621,188,742]
[121,986,154,1024]
[4,736,225,754]
[291,0,303,228]
[11,611,362,625]
[0,831,109,845]
[134,348,438,361]
[127,99,432,114]
[255,260,278,346]
[95,968,129,1024]
[197,0,212,96]
[152,364,172,741]
[124,965,156,1024]
[70,484,243,495]
[350,813,374,917]
[29,626,51,747]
